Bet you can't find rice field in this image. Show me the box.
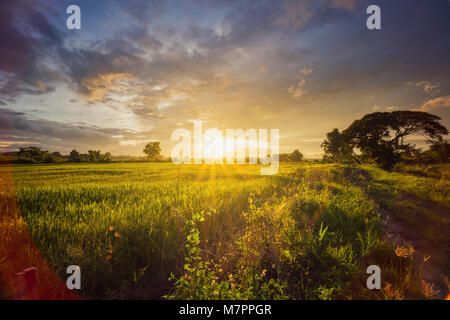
[0,162,448,299]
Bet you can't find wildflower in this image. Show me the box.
[109,225,114,231]
[395,245,414,258]
[383,282,403,300]
[420,280,440,298]
[443,275,450,298]
[114,231,121,238]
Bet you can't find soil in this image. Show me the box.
[382,193,450,299]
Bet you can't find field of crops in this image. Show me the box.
[0,162,449,299]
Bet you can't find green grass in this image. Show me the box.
[0,162,448,299]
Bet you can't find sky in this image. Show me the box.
[0,0,449,158]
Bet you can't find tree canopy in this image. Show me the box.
[322,111,448,169]
[279,149,304,162]
[143,142,161,161]
[320,128,353,163]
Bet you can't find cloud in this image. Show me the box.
[0,0,449,157]
[371,105,400,112]
[407,81,440,95]
[420,95,450,111]
[0,0,64,102]
[288,79,308,99]
[0,108,149,153]
[275,0,315,30]
[275,0,358,30]
[300,67,313,76]
[288,67,313,99]
[329,0,358,11]
[119,0,165,22]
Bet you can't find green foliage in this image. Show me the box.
[69,149,81,162]
[323,111,448,170]
[1,162,447,299]
[17,146,49,162]
[88,150,101,162]
[409,140,450,164]
[143,142,162,161]
[168,206,287,300]
[344,111,448,169]
[289,149,304,162]
[321,128,353,163]
[279,149,304,162]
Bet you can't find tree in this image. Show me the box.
[88,150,100,162]
[43,154,56,163]
[104,152,112,162]
[343,111,448,169]
[18,146,48,162]
[420,139,450,163]
[143,142,161,161]
[290,149,303,162]
[69,149,81,162]
[279,153,290,162]
[321,128,353,162]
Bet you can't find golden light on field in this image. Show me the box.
[202,133,262,162]
[202,133,225,161]
[0,0,449,303]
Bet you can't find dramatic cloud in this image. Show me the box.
[0,108,153,154]
[420,95,450,111]
[0,0,64,102]
[0,0,449,156]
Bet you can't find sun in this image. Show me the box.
[202,133,260,163]
[202,133,225,161]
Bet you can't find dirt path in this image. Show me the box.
[382,193,450,299]
[342,167,449,299]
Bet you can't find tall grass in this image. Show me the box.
[1,162,444,299]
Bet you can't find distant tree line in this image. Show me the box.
[0,146,66,164]
[279,149,304,162]
[0,146,114,164]
[0,143,307,165]
[0,142,167,164]
[321,111,449,170]
[69,149,112,163]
